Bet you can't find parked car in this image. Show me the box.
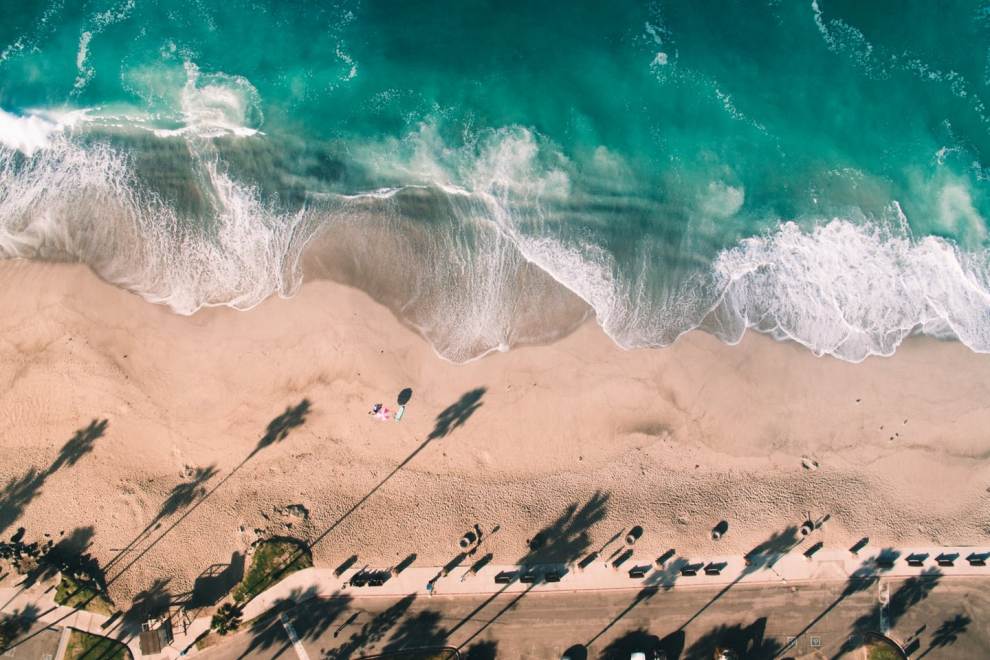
[630,652,667,660]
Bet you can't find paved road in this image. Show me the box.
[199,575,990,659]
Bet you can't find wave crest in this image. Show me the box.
[1,119,989,364]
[709,219,990,361]
[0,135,308,313]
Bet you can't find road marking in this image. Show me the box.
[279,612,311,660]
[54,625,72,660]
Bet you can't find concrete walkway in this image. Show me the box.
[0,583,144,659]
[3,543,987,658]
[237,544,989,622]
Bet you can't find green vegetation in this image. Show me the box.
[195,631,220,651]
[211,603,243,635]
[64,630,131,660]
[866,640,903,660]
[55,573,115,616]
[232,538,312,604]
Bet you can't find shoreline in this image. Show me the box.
[1,259,989,607]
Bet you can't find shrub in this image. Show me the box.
[232,538,312,604]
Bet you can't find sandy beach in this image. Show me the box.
[1,259,989,607]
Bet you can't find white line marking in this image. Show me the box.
[279,612,311,660]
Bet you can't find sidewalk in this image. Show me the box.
[0,583,144,660]
[4,543,987,658]
[238,543,990,621]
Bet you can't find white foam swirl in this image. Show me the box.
[711,219,990,361]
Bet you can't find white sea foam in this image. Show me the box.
[644,21,666,46]
[1,0,65,65]
[2,110,988,365]
[0,107,90,155]
[325,124,610,361]
[71,0,137,95]
[937,183,987,246]
[73,31,94,92]
[710,219,990,361]
[152,62,264,138]
[0,110,61,156]
[811,0,990,129]
[335,46,358,81]
[700,181,744,219]
[340,122,990,363]
[0,132,308,314]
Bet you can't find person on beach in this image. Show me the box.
[368,403,391,420]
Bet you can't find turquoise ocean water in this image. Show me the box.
[1,0,989,361]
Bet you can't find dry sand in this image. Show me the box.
[1,259,989,606]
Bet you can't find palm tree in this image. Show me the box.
[211,603,243,635]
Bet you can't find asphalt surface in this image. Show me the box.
[198,575,990,659]
[1,622,60,659]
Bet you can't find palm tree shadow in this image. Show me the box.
[918,612,971,659]
[14,526,97,589]
[831,567,942,659]
[519,491,609,566]
[0,470,46,537]
[583,525,801,651]
[452,492,611,649]
[1,403,312,656]
[382,609,448,653]
[240,587,351,659]
[599,628,663,660]
[106,465,222,575]
[777,548,908,658]
[99,403,311,588]
[683,617,781,660]
[322,594,416,660]
[306,388,486,547]
[50,419,108,472]
[120,578,172,636]
[253,400,312,456]
[428,388,485,440]
[155,466,220,524]
[0,603,42,652]
[213,388,487,625]
[0,419,108,535]
[676,525,802,632]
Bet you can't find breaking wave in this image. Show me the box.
[2,114,988,364]
[0,132,308,313]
